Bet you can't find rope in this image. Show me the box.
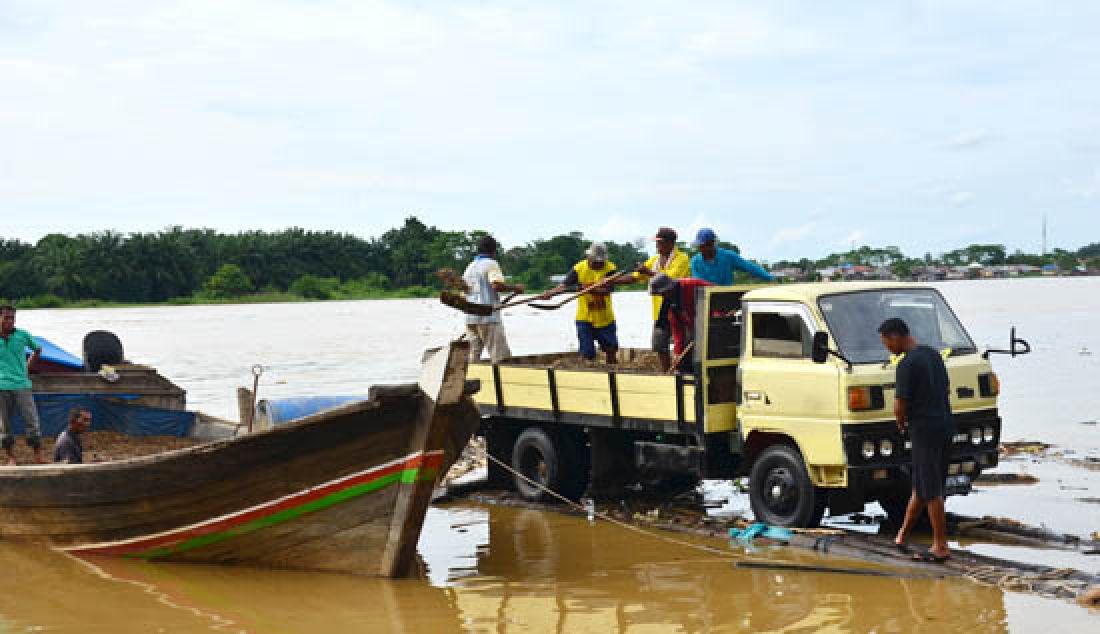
[482,453,950,581]
[485,452,736,559]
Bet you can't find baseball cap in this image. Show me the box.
[691,228,717,248]
[655,227,677,242]
[586,241,609,262]
[648,272,676,295]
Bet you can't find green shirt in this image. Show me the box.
[0,328,40,391]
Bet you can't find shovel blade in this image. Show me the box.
[440,291,493,316]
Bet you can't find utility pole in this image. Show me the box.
[1041,214,1048,257]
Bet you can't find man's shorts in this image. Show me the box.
[576,321,619,359]
[651,324,672,353]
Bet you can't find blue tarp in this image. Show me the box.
[29,337,84,370]
[257,395,369,426]
[6,393,195,438]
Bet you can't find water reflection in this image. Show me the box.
[3,501,1096,632]
[439,504,1013,632]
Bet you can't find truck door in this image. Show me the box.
[697,286,754,435]
[736,301,842,467]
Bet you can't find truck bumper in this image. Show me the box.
[838,409,1002,507]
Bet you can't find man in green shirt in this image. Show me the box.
[0,305,45,465]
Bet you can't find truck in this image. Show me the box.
[468,282,1030,527]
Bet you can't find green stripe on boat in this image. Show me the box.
[132,466,437,560]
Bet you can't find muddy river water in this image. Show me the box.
[8,277,1100,632]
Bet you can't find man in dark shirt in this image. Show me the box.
[648,273,713,372]
[879,317,954,563]
[54,407,92,464]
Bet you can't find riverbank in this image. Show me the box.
[13,272,1095,311]
[12,287,440,310]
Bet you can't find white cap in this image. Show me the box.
[586,242,609,262]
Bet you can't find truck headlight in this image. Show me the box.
[983,426,995,443]
[879,439,894,457]
[861,440,876,459]
[970,428,982,446]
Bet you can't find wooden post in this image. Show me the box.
[236,387,253,431]
[379,340,470,577]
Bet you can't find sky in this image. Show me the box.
[2,0,1098,262]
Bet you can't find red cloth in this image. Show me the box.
[667,278,713,356]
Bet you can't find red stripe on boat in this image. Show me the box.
[64,450,445,557]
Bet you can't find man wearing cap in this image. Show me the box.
[633,227,691,372]
[462,235,524,363]
[689,228,774,286]
[648,274,713,372]
[539,242,631,364]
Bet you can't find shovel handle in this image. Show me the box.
[529,268,638,310]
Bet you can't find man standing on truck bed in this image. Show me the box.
[463,235,525,363]
[879,317,954,563]
[538,242,631,364]
[633,227,691,372]
[689,228,774,285]
[0,305,46,465]
[648,273,712,372]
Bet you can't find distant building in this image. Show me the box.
[770,267,807,282]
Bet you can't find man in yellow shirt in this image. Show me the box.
[539,242,631,364]
[633,227,691,372]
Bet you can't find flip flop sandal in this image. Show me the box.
[912,552,951,564]
[895,542,914,555]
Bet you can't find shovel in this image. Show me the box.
[527,268,638,311]
[440,290,538,317]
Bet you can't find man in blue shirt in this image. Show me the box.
[689,228,774,285]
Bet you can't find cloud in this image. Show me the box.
[586,213,648,244]
[1064,166,1100,199]
[949,191,975,206]
[842,230,867,248]
[768,221,817,248]
[943,129,991,150]
[0,1,1097,257]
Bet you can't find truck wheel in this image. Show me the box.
[749,445,826,528]
[512,427,582,503]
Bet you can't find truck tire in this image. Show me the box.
[83,330,124,372]
[749,445,827,528]
[511,427,584,503]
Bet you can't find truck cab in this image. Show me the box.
[470,282,1014,528]
[728,282,1002,526]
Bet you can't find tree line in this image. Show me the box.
[1,217,1095,307]
[772,242,1100,278]
[0,217,648,306]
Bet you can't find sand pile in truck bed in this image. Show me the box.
[506,349,667,374]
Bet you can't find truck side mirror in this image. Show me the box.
[811,331,830,364]
[984,326,1032,359]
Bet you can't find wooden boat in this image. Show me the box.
[0,341,480,577]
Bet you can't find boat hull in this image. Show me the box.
[0,343,479,576]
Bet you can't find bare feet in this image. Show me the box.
[4,455,17,466]
[33,449,48,464]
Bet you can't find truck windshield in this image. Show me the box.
[818,289,976,364]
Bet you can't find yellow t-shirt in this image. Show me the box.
[634,249,691,321]
[574,259,617,329]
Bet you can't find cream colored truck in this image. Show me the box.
[469,282,1029,527]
